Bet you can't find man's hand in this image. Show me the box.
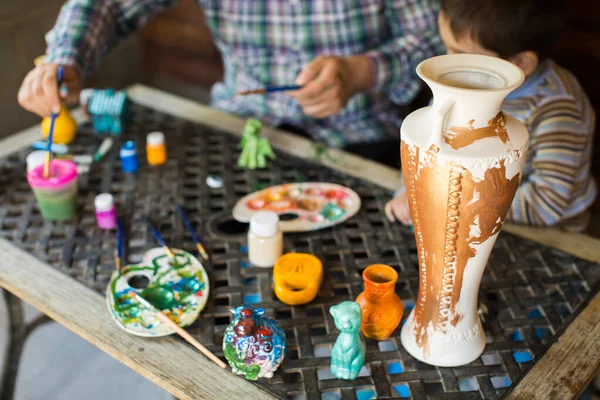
[18,63,81,117]
[288,55,372,118]
[385,191,412,225]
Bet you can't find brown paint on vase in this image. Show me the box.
[444,112,509,150]
[401,141,520,358]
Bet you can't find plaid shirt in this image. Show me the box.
[47,0,443,147]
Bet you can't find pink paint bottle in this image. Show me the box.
[95,193,117,229]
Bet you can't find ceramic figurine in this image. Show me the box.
[356,264,403,340]
[223,305,286,380]
[41,104,77,144]
[88,89,130,134]
[238,119,275,169]
[399,54,528,367]
[330,301,365,380]
[274,253,323,305]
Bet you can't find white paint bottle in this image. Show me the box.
[248,211,283,268]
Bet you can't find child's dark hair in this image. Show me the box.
[441,0,567,60]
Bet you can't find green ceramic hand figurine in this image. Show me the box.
[238,118,275,169]
[330,301,365,380]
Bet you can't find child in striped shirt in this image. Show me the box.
[385,0,597,232]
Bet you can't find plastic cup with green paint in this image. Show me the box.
[27,159,78,221]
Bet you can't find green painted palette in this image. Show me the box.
[106,247,209,337]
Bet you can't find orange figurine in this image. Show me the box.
[41,104,78,144]
[356,264,403,340]
[274,253,323,305]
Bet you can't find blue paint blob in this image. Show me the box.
[356,389,376,400]
[243,293,261,304]
[535,327,550,340]
[394,384,411,398]
[513,351,533,363]
[387,362,404,374]
[491,375,511,388]
[509,330,524,342]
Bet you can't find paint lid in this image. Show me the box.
[120,140,137,157]
[250,211,280,237]
[147,131,165,146]
[27,159,78,189]
[95,193,114,212]
[26,151,46,172]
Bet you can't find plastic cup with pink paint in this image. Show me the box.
[27,159,78,221]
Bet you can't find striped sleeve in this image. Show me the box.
[46,0,178,77]
[507,96,595,227]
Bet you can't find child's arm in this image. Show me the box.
[506,99,596,228]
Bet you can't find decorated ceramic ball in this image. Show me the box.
[222,305,286,380]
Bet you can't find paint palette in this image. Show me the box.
[106,247,209,337]
[233,183,361,232]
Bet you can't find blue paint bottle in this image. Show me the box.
[120,141,139,173]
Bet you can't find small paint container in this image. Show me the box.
[248,211,283,268]
[146,131,166,166]
[120,140,139,173]
[27,160,78,221]
[94,193,117,229]
[26,151,46,172]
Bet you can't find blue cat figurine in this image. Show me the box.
[330,301,366,380]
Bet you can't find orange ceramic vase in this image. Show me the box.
[356,264,403,340]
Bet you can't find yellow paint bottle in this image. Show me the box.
[146,131,167,166]
[41,105,77,144]
[274,253,323,306]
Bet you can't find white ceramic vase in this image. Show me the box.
[399,54,529,367]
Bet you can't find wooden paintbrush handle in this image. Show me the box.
[158,315,227,369]
[130,292,226,368]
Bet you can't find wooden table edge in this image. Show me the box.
[1,83,598,399]
[0,239,273,400]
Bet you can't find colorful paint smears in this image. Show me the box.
[232,182,361,232]
[106,247,209,337]
[223,305,286,380]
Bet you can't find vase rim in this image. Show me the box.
[362,264,398,286]
[417,54,525,95]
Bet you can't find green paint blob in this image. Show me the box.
[224,342,261,381]
[33,188,77,220]
[320,203,346,222]
[141,286,176,310]
[127,306,141,318]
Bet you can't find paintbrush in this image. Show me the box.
[144,217,176,259]
[129,291,227,369]
[42,66,64,179]
[176,205,209,261]
[115,218,125,271]
[237,85,302,96]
